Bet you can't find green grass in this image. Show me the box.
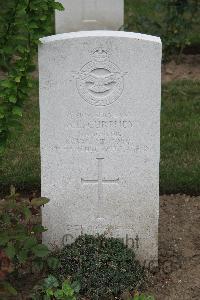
[160,80,200,195]
[0,80,199,195]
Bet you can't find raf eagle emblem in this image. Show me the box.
[77,47,125,106]
[85,72,121,94]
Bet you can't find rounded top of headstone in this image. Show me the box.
[40,31,161,45]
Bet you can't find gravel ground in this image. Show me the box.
[147,194,200,300]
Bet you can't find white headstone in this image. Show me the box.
[39,31,162,263]
[55,0,124,33]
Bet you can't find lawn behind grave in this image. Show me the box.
[160,80,200,195]
[0,80,199,195]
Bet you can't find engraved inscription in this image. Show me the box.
[55,111,150,154]
[77,48,125,106]
[81,158,119,205]
[68,119,134,129]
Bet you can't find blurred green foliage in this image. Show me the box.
[0,0,64,152]
[124,0,200,61]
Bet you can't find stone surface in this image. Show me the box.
[39,31,162,263]
[55,0,124,33]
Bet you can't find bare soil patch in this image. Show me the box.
[148,194,200,300]
[162,55,200,83]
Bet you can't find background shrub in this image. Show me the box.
[124,0,200,61]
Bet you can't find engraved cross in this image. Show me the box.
[81,158,119,203]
